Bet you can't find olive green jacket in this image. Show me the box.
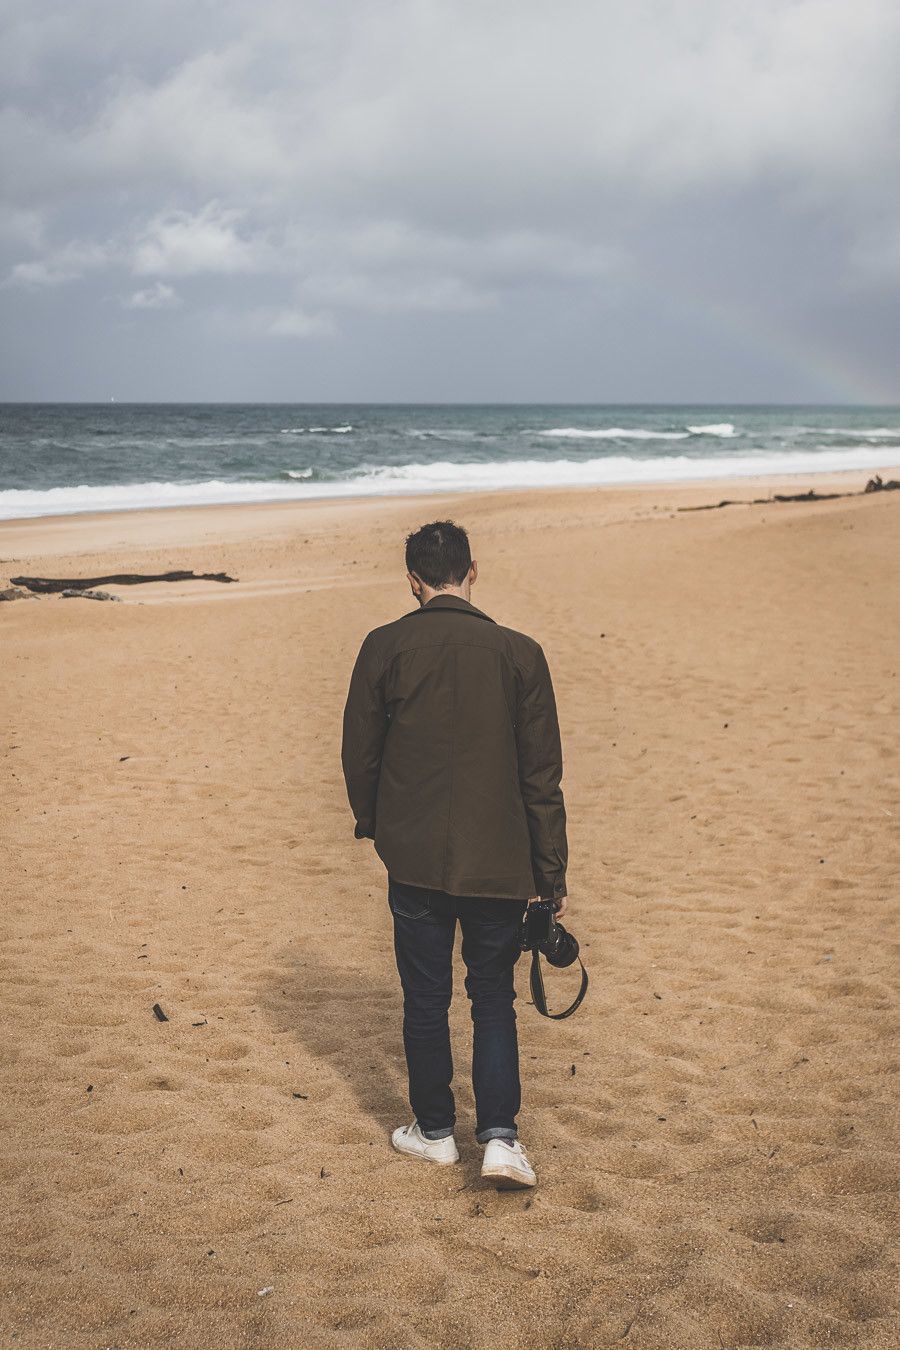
[341,593,568,901]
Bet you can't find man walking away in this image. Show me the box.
[341,520,568,1189]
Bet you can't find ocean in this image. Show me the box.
[1,403,898,520]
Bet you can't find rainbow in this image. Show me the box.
[637,272,895,406]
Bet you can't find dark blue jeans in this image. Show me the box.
[388,875,528,1143]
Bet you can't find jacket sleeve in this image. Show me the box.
[341,632,389,840]
[515,642,568,900]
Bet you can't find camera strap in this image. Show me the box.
[529,948,589,1019]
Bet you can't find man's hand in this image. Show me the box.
[528,894,568,919]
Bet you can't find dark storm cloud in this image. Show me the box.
[1,0,899,400]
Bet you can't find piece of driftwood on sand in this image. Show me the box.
[678,474,900,513]
[9,570,237,594]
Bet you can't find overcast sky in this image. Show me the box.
[1,0,898,403]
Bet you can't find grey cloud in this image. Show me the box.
[849,227,900,286]
[6,237,113,286]
[123,281,181,309]
[131,203,268,276]
[246,306,336,339]
[1,0,898,399]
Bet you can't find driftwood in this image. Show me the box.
[679,474,900,512]
[10,570,237,594]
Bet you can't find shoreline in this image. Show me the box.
[1,463,898,556]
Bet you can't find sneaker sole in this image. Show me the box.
[481,1165,536,1189]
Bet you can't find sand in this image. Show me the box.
[1,472,899,1348]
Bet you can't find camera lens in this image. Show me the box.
[540,920,579,968]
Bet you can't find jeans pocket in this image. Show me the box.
[388,879,432,920]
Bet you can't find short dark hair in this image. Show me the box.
[405,519,472,589]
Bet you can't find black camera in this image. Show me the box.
[520,900,588,1019]
[521,899,580,968]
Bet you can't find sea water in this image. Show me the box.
[0,403,898,519]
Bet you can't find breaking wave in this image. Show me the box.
[686,423,737,436]
[795,427,897,439]
[2,443,898,519]
[537,427,689,440]
[536,423,737,440]
[280,425,353,434]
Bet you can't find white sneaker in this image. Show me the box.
[391,1120,460,1166]
[481,1138,537,1189]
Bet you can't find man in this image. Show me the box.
[341,519,568,1190]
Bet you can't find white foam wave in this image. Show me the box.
[812,427,897,438]
[407,428,484,440]
[280,425,353,434]
[354,446,900,491]
[284,468,314,479]
[539,423,739,440]
[2,446,897,519]
[686,423,737,437]
[537,427,689,440]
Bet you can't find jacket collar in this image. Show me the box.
[412,593,496,624]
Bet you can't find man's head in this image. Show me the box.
[405,519,477,605]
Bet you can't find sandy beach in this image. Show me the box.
[1,471,899,1349]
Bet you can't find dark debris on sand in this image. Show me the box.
[679,474,900,512]
[10,570,237,594]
